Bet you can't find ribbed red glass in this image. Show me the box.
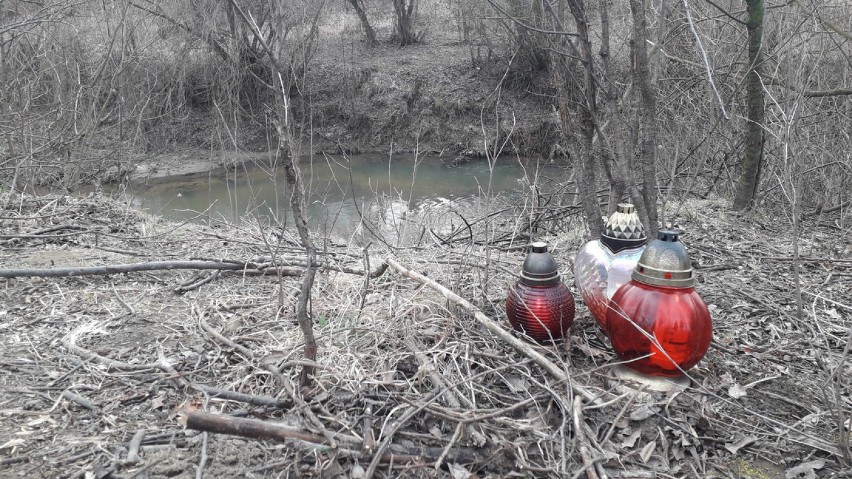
[506,283,575,343]
[606,281,712,377]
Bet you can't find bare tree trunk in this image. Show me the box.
[601,149,626,215]
[273,87,318,388]
[598,0,626,215]
[734,0,765,210]
[598,0,651,228]
[228,0,318,388]
[562,0,605,235]
[346,0,377,46]
[392,0,417,46]
[629,0,659,237]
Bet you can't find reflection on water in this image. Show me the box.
[120,152,556,238]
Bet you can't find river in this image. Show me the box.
[119,152,559,240]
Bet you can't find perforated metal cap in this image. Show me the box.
[601,203,647,253]
[631,230,695,288]
[520,242,561,286]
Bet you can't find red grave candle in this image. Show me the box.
[506,242,575,344]
[606,230,712,377]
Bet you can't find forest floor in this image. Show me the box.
[1,192,850,478]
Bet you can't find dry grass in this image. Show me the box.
[0,192,850,478]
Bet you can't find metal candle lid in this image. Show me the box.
[520,242,561,286]
[631,230,695,288]
[601,203,647,253]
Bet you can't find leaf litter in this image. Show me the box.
[0,193,850,477]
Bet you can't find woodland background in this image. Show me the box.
[1,0,851,478]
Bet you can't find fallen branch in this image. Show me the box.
[180,409,345,445]
[572,396,600,479]
[247,257,390,278]
[402,338,488,447]
[61,390,99,412]
[126,430,145,464]
[179,410,482,465]
[197,307,337,448]
[803,88,852,98]
[1,258,389,280]
[195,385,290,409]
[0,228,94,241]
[1,261,257,278]
[62,325,165,372]
[386,258,602,405]
[175,271,220,294]
[225,267,302,277]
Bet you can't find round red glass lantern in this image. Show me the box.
[506,242,575,344]
[606,230,712,378]
[574,203,647,332]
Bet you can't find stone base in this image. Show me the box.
[610,364,690,393]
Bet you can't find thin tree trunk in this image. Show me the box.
[346,0,377,46]
[734,0,765,210]
[227,0,318,388]
[598,0,626,216]
[601,148,626,215]
[629,0,659,237]
[560,0,605,236]
[274,100,318,387]
[597,0,652,229]
[392,0,416,46]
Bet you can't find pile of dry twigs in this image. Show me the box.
[0,192,850,478]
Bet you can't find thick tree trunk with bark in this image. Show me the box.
[346,0,377,46]
[734,0,765,210]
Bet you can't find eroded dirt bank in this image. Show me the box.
[101,34,562,187]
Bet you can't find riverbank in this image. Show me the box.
[1,192,849,477]
[95,16,561,188]
[1,5,564,193]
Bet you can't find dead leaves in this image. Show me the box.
[727,383,748,399]
[723,435,757,455]
[603,395,702,475]
[621,429,641,448]
[628,403,660,422]
[639,440,656,464]
[784,459,825,479]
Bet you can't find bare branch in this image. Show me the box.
[703,0,747,25]
[793,0,852,41]
[129,1,229,61]
[682,0,730,119]
[0,260,255,279]
[804,88,852,98]
[385,258,603,405]
[484,0,578,37]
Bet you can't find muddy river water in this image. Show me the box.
[121,152,559,237]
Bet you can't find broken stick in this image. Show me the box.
[179,410,481,465]
[385,258,602,405]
